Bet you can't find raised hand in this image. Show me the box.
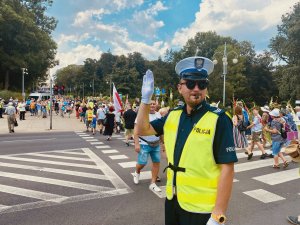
[141,69,154,104]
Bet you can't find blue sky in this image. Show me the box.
[47,0,299,75]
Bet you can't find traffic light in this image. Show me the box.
[54,85,58,95]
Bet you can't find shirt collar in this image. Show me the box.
[182,100,207,115]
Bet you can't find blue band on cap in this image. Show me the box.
[180,68,208,80]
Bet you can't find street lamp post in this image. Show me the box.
[50,78,53,130]
[213,42,238,107]
[21,68,28,100]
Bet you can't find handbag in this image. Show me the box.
[14,119,18,127]
[287,131,298,141]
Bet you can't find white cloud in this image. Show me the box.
[56,33,90,46]
[129,1,168,38]
[51,44,102,75]
[94,22,169,58]
[171,0,299,49]
[111,0,144,10]
[73,9,109,27]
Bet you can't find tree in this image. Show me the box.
[269,2,300,100]
[0,0,57,91]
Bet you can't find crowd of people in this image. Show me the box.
[1,56,299,225]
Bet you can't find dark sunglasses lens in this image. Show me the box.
[185,80,208,90]
[198,81,208,90]
[186,80,196,89]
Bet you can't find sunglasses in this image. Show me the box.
[180,80,209,90]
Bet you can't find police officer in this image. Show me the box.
[135,57,238,225]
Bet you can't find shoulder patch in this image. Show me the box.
[208,106,225,116]
[172,106,184,111]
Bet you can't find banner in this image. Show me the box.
[113,83,123,112]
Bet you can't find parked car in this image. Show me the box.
[26,92,51,110]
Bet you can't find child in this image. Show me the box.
[264,108,289,168]
[91,115,97,135]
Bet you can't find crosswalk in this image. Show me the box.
[0,131,298,215]
[75,131,299,204]
[0,145,132,214]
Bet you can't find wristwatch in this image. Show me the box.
[211,213,227,224]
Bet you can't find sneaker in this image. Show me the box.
[133,171,140,184]
[247,153,253,160]
[126,142,130,146]
[287,216,300,225]
[260,153,267,159]
[149,183,161,193]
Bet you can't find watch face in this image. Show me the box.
[219,216,225,223]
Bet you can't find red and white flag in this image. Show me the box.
[113,83,123,112]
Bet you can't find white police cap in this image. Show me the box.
[175,56,214,80]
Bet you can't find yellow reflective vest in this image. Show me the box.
[164,109,220,213]
[86,110,93,121]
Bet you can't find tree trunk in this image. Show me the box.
[4,70,9,90]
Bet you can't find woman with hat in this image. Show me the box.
[264,108,289,168]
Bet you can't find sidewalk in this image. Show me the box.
[0,111,86,134]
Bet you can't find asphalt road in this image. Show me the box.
[0,129,299,225]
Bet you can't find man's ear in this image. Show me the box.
[177,84,182,94]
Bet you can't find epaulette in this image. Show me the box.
[208,106,225,116]
[171,105,184,111]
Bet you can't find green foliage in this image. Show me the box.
[0,90,23,101]
[0,0,57,91]
[269,2,300,100]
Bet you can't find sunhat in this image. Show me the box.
[260,105,270,113]
[284,143,300,162]
[269,108,280,117]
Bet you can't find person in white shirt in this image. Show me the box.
[97,105,106,134]
[133,100,162,193]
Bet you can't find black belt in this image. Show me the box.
[163,163,186,173]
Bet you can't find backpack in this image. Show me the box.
[237,116,248,132]
[280,123,287,139]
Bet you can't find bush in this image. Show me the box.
[0,90,23,102]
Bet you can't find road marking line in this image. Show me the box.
[116,137,125,140]
[109,155,128,160]
[0,171,113,192]
[0,148,82,157]
[0,184,68,203]
[82,148,131,190]
[243,189,285,203]
[85,139,98,142]
[0,188,131,215]
[0,156,98,169]
[90,142,105,145]
[58,151,86,155]
[235,156,291,173]
[1,138,56,143]
[25,153,93,162]
[102,150,119,154]
[82,137,94,139]
[0,162,108,180]
[95,145,110,149]
[252,168,299,185]
[78,135,90,137]
[119,161,136,168]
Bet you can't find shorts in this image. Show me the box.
[252,131,261,142]
[97,119,104,125]
[137,144,160,165]
[272,141,283,156]
[86,120,92,127]
[125,128,134,136]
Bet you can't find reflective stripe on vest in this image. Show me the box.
[164,110,220,213]
[87,110,93,121]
